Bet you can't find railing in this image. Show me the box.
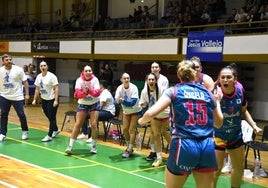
[0,20,267,41]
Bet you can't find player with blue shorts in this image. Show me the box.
[139,60,223,188]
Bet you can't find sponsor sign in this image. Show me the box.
[32,42,59,53]
[186,30,225,62]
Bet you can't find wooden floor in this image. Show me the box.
[2,96,268,187]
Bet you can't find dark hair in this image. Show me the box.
[222,63,238,77]
[100,80,108,88]
[145,72,159,102]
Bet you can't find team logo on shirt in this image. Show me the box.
[3,72,14,89]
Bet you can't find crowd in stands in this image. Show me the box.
[224,0,268,33]
[0,0,268,39]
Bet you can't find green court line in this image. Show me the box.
[0,123,265,188]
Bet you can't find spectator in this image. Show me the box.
[99,62,113,90]
[235,7,248,23]
[77,80,115,142]
[162,1,174,22]
[225,8,238,23]
[62,17,71,31]
[32,61,60,142]
[260,4,268,20]
[115,73,142,158]
[139,72,171,167]
[65,65,101,155]
[0,54,29,142]
[104,16,114,30]
[25,63,36,80]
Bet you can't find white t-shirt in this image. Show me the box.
[140,85,169,119]
[34,71,58,100]
[100,88,115,115]
[158,74,169,90]
[75,76,100,105]
[115,83,142,115]
[143,74,169,90]
[0,65,27,101]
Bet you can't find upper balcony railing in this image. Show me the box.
[0,20,267,41]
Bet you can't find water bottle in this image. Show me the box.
[135,133,142,151]
[253,156,261,178]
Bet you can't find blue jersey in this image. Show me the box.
[167,82,216,138]
[214,82,246,141]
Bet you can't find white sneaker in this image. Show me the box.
[41,135,52,142]
[22,131,28,140]
[65,145,73,155]
[77,133,88,140]
[221,163,232,173]
[260,168,267,177]
[152,158,163,167]
[52,130,60,138]
[86,137,92,143]
[0,134,6,142]
[90,145,97,154]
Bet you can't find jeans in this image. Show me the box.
[81,110,114,136]
[0,96,28,135]
[42,98,59,137]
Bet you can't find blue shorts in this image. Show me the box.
[77,103,100,113]
[166,137,217,176]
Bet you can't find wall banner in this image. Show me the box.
[186,30,225,62]
[32,42,59,53]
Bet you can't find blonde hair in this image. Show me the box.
[177,60,196,82]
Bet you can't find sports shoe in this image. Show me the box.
[0,134,6,142]
[22,131,28,140]
[86,137,92,143]
[41,135,52,142]
[77,133,88,140]
[90,145,97,154]
[65,145,73,155]
[221,162,232,173]
[146,152,156,161]
[52,130,60,138]
[122,149,133,158]
[260,168,267,177]
[152,158,163,167]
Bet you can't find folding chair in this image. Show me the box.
[103,105,124,144]
[245,124,268,169]
[61,110,77,131]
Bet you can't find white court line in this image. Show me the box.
[0,180,18,188]
[0,154,100,188]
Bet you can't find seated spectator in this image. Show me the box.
[225,8,237,23]
[129,8,140,23]
[104,16,114,30]
[235,7,248,23]
[260,5,268,20]
[141,6,150,19]
[201,4,211,24]
[247,5,261,28]
[162,1,174,21]
[26,63,36,80]
[138,15,151,37]
[234,6,248,33]
[62,17,71,31]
